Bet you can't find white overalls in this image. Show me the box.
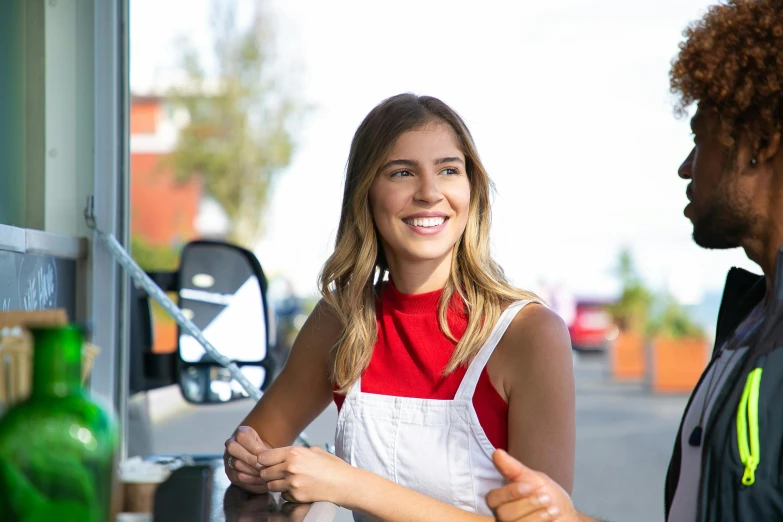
[335,300,532,520]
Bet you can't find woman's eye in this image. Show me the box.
[391,170,412,178]
[441,168,459,176]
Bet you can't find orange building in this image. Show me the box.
[130,95,202,248]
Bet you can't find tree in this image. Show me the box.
[647,294,705,339]
[130,236,180,272]
[167,0,302,248]
[609,248,654,334]
[609,248,705,339]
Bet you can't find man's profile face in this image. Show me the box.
[678,109,757,249]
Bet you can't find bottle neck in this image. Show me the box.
[31,326,83,398]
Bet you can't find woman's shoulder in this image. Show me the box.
[507,299,564,326]
[500,301,572,360]
[489,302,572,397]
[307,298,343,333]
[294,299,343,354]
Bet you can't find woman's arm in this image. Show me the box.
[345,466,495,522]
[258,446,495,522]
[491,303,576,493]
[239,300,341,447]
[224,300,341,492]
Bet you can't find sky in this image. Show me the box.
[130,0,761,303]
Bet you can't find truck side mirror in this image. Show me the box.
[176,240,275,404]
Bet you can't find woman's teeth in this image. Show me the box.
[405,217,446,228]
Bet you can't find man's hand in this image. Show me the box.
[487,449,580,522]
[224,425,273,494]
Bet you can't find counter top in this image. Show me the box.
[152,456,339,522]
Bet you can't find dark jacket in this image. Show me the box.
[664,251,783,521]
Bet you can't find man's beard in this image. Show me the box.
[691,183,756,250]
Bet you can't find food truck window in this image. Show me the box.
[0,0,96,239]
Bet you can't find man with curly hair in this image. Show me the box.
[483,1,783,521]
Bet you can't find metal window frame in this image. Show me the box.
[0,225,87,260]
[89,0,131,460]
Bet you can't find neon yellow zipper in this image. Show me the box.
[736,367,763,486]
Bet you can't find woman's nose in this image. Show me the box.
[414,173,444,204]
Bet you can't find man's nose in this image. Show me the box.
[678,148,695,179]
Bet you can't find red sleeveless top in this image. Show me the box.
[333,282,509,450]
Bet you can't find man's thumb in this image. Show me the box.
[492,449,536,483]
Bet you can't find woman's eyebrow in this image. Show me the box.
[380,159,418,171]
[434,157,464,165]
[380,156,464,171]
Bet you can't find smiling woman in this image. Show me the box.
[223,93,575,522]
[369,126,471,286]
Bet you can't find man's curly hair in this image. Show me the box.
[670,0,783,153]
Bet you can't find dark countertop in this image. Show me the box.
[152,455,339,522]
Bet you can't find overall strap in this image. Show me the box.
[454,300,534,401]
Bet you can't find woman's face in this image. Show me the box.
[368,124,471,270]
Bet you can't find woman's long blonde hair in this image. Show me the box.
[320,94,541,394]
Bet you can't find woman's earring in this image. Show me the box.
[750,158,758,167]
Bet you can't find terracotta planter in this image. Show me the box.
[609,331,645,381]
[649,337,708,394]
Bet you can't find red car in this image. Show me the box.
[568,300,617,352]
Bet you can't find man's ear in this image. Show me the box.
[757,132,782,165]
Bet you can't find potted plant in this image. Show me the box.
[645,295,708,394]
[606,250,653,381]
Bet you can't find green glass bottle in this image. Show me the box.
[0,325,118,522]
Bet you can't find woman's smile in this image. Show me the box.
[402,213,450,235]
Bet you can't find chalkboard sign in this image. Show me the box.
[0,250,77,321]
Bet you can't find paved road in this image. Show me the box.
[570,354,686,522]
[149,352,689,522]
